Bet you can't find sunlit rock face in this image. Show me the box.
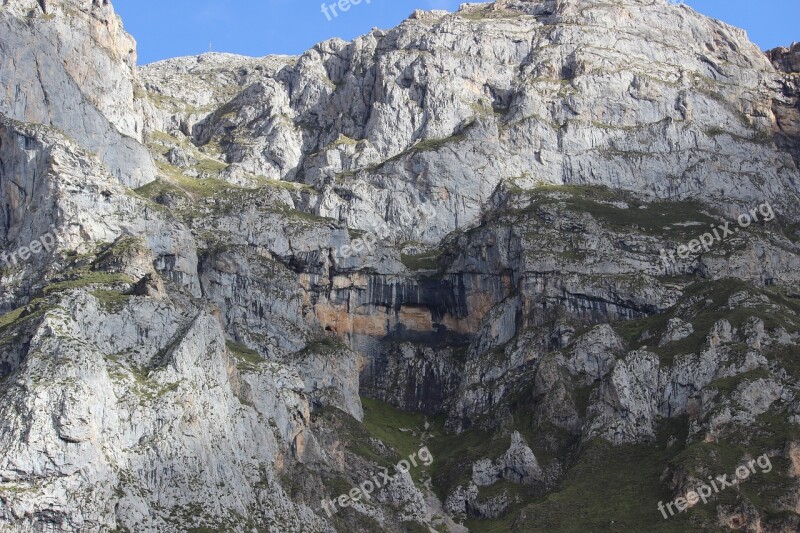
[153,0,800,244]
[0,0,156,187]
[1,0,800,531]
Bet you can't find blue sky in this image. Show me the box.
[114,0,799,65]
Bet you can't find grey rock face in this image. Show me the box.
[659,317,695,346]
[0,118,341,531]
[140,52,295,138]
[586,350,661,444]
[0,0,156,187]
[142,0,800,245]
[0,115,200,302]
[769,42,800,73]
[566,324,624,383]
[472,432,543,486]
[0,292,331,531]
[2,0,800,531]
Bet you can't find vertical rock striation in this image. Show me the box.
[0,0,156,187]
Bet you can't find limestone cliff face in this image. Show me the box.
[0,0,155,187]
[769,42,800,169]
[149,0,800,244]
[1,0,800,531]
[0,115,199,306]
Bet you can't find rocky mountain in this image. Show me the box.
[0,0,156,188]
[0,0,799,531]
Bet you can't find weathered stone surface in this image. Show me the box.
[659,317,695,346]
[769,42,800,73]
[0,0,156,187]
[0,116,200,301]
[140,0,800,245]
[0,292,331,531]
[472,432,543,486]
[2,0,800,530]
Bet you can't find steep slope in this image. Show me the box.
[1,0,800,532]
[0,0,156,187]
[768,42,800,168]
[146,0,800,244]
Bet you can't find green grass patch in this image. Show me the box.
[612,278,799,366]
[362,397,428,465]
[332,134,358,147]
[516,184,719,239]
[0,298,50,333]
[96,236,149,261]
[255,177,315,193]
[194,158,229,174]
[572,384,595,418]
[412,134,466,153]
[226,341,263,372]
[91,290,131,314]
[148,130,187,146]
[401,249,443,271]
[613,313,665,347]
[43,272,132,296]
[133,178,191,203]
[770,344,800,380]
[670,409,799,508]
[707,367,771,395]
[0,306,28,331]
[428,424,511,501]
[316,405,398,468]
[108,359,184,403]
[399,521,431,533]
[272,205,337,225]
[153,161,238,199]
[503,439,718,532]
[457,8,525,20]
[302,335,347,354]
[463,480,536,531]
[470,418,713,532]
